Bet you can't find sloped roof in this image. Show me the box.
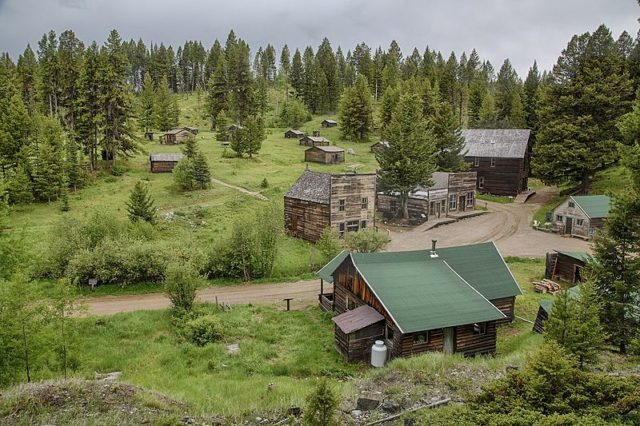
[570,195,611,219]
[461,129,530,158]
[303,136,331,143]
[165,128,189,135]
[285,170,331,204]
[322,119,337,124]
[149,153,184,162]
[555,250,591,263]
[332,305,385,334]
[317,250,348,283]
[539,285,582,314]
[350,252,506,333]
[286,129,305,135]
[311,146,344,153]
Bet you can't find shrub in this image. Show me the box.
[316,228,343,264]
[173,158,196,191]
[164,264,200,311]
[344,229,390,253]
[303,379,339,426]
[279,98,312,129]
[184,314,224,346]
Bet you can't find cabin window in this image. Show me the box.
[576,219,584,226]
[339,222,346,238]
[360,220,367,229]
[556,215,563,222]
[339,199,346,211]
[361,197,369,209]
[385,324,395,341]
[413,332,429,345]
[490,157,496,167]
[478,177,485,189]
[568,201,575,208]
[448,194,457,210]
[473,322,487,335]
[474,157,479,167]
[346,220,359,232]
[390,199,398,212]
[466,192,474,207]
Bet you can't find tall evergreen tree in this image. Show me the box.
[289,49,304,97]
[74,42,101,170]
[138,72,155,133]
[16,45,39,115]
[205,56,227,129]
[155,75,178,131]
[126,181,156,224]
[37,30,60,117]
[338,74,373,141]
[523,61,541,131]
[478,92,498,127]
[57,30,84,131]
[430,102,467,171]
[279,44,291,75]
[494,59,520,124]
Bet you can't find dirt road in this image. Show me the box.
[385,187,590,256]
[83,279,321,316]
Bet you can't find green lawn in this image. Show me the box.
[476,193,514,204]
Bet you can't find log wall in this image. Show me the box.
[150,161,179,173]
[305,149,344,164]
[533,306,549,333]
[490,297,515,325]
[330,174,376,231]
[466,156,527,196]
[283,197,330,243]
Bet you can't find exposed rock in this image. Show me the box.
[287,406,301,416]
[351,409,363,417]
[226,343,240,355]
[381,399,401,413]
[94,371,122,382]
[357,397,381,411]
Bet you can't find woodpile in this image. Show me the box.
[533,279,561,294]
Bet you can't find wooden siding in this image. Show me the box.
[160,130,190,145]
[283,197,330,243]
[300,137,330,147]
[533,306,549,333]
[466,156,528,196]
[150,160,179,173]
[454,322,497,356]
[330,174,376,232]
[545,252,585,283]
[491,297,515,325]
[552,199,594,238]
[305,148,344,164]
[335,323,384,362]
[447,172,477,212]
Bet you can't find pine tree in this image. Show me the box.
[7,161,33,204]
[192,152,211,189]
[279,44,291,75]
[75,42,101,171]
[338,74,373,141]
[126,181,156,224]
[37,30,60,117]
[315,38,341,111]
[215,110,230,141]
[0,91,30,172]
[379,84,400,133]
[155,75,178,131]
[289,49,304,97]
[205,56,227,129]
[31,115,65,202]
[138,72,155,133]
[494,59,520,123]
[244,115,265,158]
[523,61,541,131]
[376,91,436,220]
[57,30,84,131]
[303,379,339,426]
[16,45,39,115]
[181,135,198,159]
[509,90,526,127]
[430,102,467,171]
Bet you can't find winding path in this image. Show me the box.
[211,176,268,200]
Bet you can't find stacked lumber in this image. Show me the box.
[533,279,561,294]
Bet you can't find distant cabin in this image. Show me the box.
[461,129,532,196]
[305,146,345,164]
[285,129,305,139]
[149,153,183,173]
[377,171,477,223]
[317,242,521,362]
[533,286,582,334]
[545,250,590,283]
[160,128,191,145]
[370,140,389,153]
[184,127,199,135]
[300,135,331,147]
[144,132,154,141]
[321,119,337,128]
[284,170,376,243]
[551,195,611,240]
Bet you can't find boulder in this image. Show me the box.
[356,397,381,411]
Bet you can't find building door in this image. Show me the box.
[443,327,455,355]
[291,215,298,234]
[459,195,466,212]
[565,217,573,235]
[574,265,583,283]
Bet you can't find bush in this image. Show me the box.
[279,98,312,129]
[164,264,201,311]
[303,379,339,426]
[184,314,224,346]
[316,228,343,264]
[344,229,390,253]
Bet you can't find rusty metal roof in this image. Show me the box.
[332,305,385,334]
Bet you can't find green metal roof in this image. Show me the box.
[555,250,591,263]
[539,286,581,314]
[571,195,611,219]
[317,251,349,283]
[351,253,506,333]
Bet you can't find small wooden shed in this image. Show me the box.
[551,195,611,239]
[285,129,305,139]
[321,119,337,128]
[149,153,184,173]
[305,146,345,164]
[184,127,199,135]
[160,128,191,145]
[370,140,389,153]
[300,135,331,147]
[545,250,590,283]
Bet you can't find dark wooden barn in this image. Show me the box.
[285,129,305,139]
[317,241,521,362]
[545,250,590,283]
[321,119,337,128]
[461,129,532,196]
[305,146,345,164]
[149,153,184,173]
[300,135,331,147]
[284,170,376,243]
[160,128,191,145]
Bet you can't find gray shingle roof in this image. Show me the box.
[312,146,344,153]
[165,128,189,135]
[303,136,331,143]
[285,170,331,204]
[150,153,184,162]
[461,129,530,158]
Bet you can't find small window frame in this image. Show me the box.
[556,215,563,222]
[478,176,485,189]
[449,194,457,211]
[360,220,367,229]
[361,197,368,210]
[413,332,429,345]
[339,222,346,237]
[338,199,346,212]
[473,322,487,335]
[568,201,575,208]
[474,157,479,167]
[576,218,584,226]
[466,192,474,207]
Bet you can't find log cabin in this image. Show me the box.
[377,172,476,223]
[533,286,581,334]
[321,119,337,128]
[305,146,345,164]
[284,170,376,243]
[160,128,191,144]
[545,250,590,283]
[461,129,532,196]
[551,195,610,240]
[149,153,183,173]
[285,129,305,139]
[317,241,521,362]
[300,135,331,147]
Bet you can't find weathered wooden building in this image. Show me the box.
[284,170,376,243]
[377,172,477,222]
[545,250,590,283]
[551,195,610,239]
[321,119,337,128]
[184,127,199,135]
[370,140,389,153]
[285,129,305,139]
[160,128,191,144]
[461,129,532,196]
[317,242,521,362]
[305,146,345,164]
[149,153,183,173]
[300,135,331,147]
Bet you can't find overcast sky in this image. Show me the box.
[0,0,637,76]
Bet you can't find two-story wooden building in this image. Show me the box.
[284,170,376,243]
[377,172,477,222]
[461,129,532,196]
[551,195,610,239]
[317,242,521,362]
